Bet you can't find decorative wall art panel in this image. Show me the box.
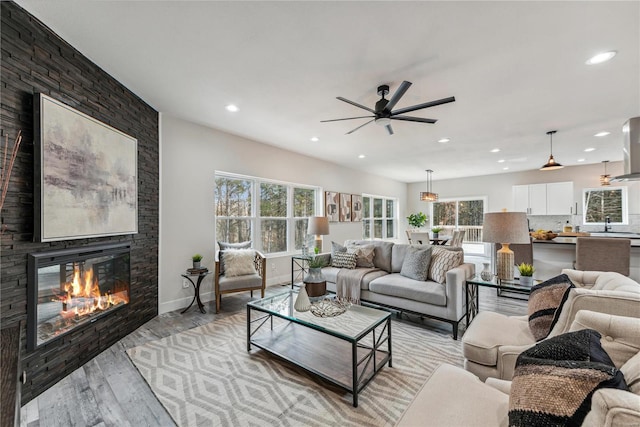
[325,191,339,222]
[35,94,138,241]
[340,193,352,222]
[351,194,363,222]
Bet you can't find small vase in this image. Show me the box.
[480,262,493,281]
[520,276,534,286]
[193,261,201,269]
[294,284,311,312]
[433,233,439,239]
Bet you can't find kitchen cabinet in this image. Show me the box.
[512,182,574,215]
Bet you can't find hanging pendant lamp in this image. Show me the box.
[600,160,611,186]
[540,130,564,170]
[420,169,438,201]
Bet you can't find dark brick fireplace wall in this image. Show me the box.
[1,2,159,402]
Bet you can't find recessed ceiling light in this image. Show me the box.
[358,154,366,159]
[225,104,239,112]
[490,148,500,153]
[438,138,450,143]
[585,51,617,65]
[503,167,509,170]
[497,159,505,163]
[594,131,610,137]
[584,147,596,152]
[577,158,586,162]
[310,137,319,142]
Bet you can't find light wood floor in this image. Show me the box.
[20,284,527,427]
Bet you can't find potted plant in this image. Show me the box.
[517,262,535,286]
[431,227,443,239]
[407,212,428,229]
[304,256,328,297]
[192,254,203,269]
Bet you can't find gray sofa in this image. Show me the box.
[319,240,475,339]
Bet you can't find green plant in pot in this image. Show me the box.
[431,227,443,238]
[192,253,203,269]
[517,262,535,286]
[304,256,328,297]
[407,212,428,229]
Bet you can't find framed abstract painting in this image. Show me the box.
[325,191,339,222]
[34,94,138,242]
[339,193,352,222]
[351,194,363,221]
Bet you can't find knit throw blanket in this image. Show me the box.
[336,268,379,304]
[509,329,628,427]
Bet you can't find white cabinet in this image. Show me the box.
[512,182,574,215]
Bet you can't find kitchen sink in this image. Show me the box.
[588,232,640,238]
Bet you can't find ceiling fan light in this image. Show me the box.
[375,117,391,126]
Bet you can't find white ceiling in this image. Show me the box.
[15,1,640,183]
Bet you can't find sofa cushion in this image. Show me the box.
[528,274,575,341]
[347,244,376,268]
[508,329,628,427]
[428,246,463,284]
[344,240,393,272]
[369,273,446,306]
[400,246,432,281]
[331,251,357,269]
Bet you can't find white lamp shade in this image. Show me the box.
[307,216,329,236]
[482,212,530,244]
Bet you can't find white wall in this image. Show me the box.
[159,115,407,313]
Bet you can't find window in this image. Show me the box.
[432,197,486,254]
[215,173,320,254]
[362,195,397,239]
[583,187,628,225]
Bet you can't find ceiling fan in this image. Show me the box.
[321,81,455,135]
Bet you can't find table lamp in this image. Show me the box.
[482,211,530,281]
[307,216,329,253]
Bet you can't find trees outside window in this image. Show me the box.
[432,197,486,255]
[583,187,627,224]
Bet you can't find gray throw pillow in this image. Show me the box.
[331,241,347,258]
[400,246,432,281]
[218,241,252,273]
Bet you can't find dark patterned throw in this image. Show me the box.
[509,329,628,427]
[528,274,575,341]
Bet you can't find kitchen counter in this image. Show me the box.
[533,237,640,247]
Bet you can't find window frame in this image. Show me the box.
[582,186,628,225]
[430,196,488,256]
[361,194,398,240]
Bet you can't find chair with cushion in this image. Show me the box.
[398,310,640,427]
[214,241,266,313]
[462,269,640,381]
[409,231,431,245]
[447,229,466,247]
[575,237,631,276]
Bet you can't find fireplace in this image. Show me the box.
[27,243,131,350]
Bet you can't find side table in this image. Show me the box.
[181,269,210,314]
[291,255,312,289]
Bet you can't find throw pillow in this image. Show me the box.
[427,246,463,284]
[331,251,357,269]
[218,241,252,274]
[331,241,347,258]
[400,246,432,281]
[347,244,376,268]
[222,249,257,277]
[509,329,628,427]
[528,274,575,341]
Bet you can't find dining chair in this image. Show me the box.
[575,237,631,276]
[409,232,432,245]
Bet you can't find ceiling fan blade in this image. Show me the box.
[384,81,412,112]
[386,124,394,135]
[391,96,456,116]
[337,97,375,113]
[320,115,374,123]
[346,119,374,135]
[392,115,437,124]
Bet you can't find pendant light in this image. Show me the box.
[600,160,611,186]
[419,169,438,201]
[540,130,564,170]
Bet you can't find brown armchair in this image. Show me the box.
[214,249,266,313]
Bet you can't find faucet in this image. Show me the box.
[604,216,611,232]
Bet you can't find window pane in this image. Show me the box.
[374,219,383,238]
[373,198,383,218]
[386,199,394,217]
[458,200,484,226]
[386,219,395,238]
[433,201,456,226]
[584,189,623,223]
[260,183,287,217]
[261,219,287,253]
[294,188,315,217]
[363,220,371,239]
[216,219,251,243]
[363,197,371,217]
[294,218,308,250]
[215,177,251,216]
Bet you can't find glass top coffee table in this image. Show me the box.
[247,290,392,407]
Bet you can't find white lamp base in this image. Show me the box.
[496,243,514,281]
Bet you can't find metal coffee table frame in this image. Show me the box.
[247,290,392,407]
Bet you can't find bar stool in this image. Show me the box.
[575,237,631,276]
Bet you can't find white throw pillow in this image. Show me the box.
[428,246,463,284]
[223,249,256,277]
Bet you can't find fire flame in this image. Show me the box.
[57,265,128,320]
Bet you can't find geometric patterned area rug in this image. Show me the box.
[126,313,462,427]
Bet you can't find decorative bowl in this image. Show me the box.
[530,231,558,240]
